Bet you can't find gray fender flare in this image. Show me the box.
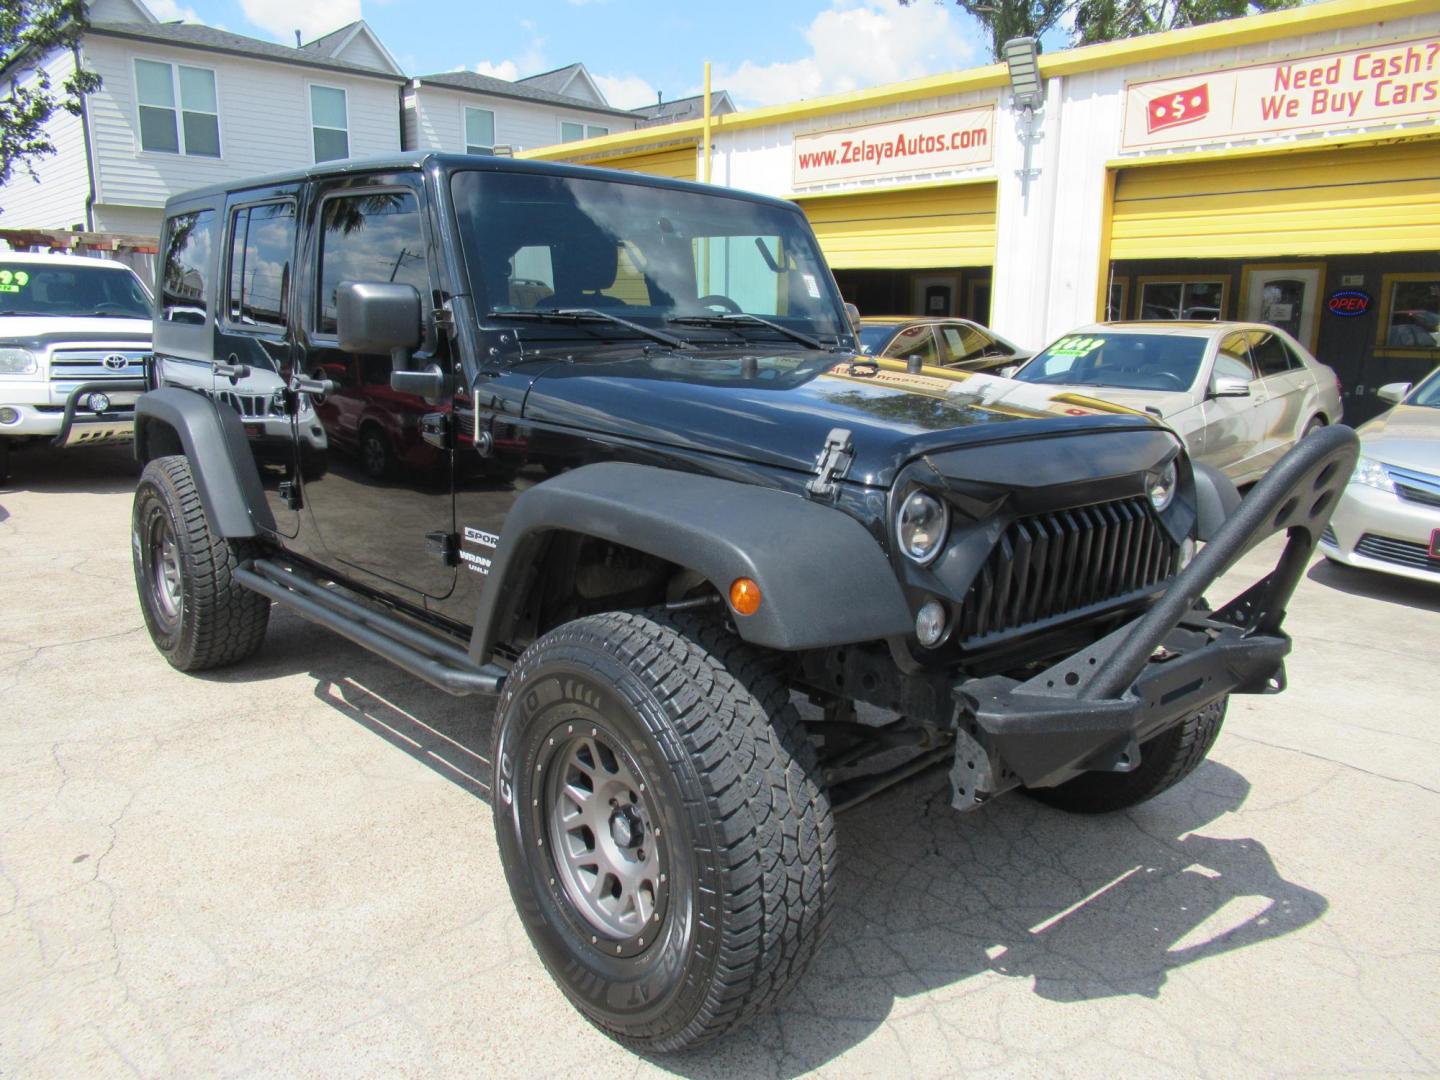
[134,388,273,538]
[1192,461,1242,542]
[469,462,914,660]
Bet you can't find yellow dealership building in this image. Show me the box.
[523,0,1440,425]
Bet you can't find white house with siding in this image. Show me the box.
[1,0,405,239]
[402,66,642,158]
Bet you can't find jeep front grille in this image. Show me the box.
[216,390,285,418]
[955,496,1179,645]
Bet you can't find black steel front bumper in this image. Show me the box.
[948,426,1360,810]
[52,378,147,448]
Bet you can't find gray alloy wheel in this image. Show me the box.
[543,728,669,952]
[146,509,184,627]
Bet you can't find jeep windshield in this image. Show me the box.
[451,169,847,348]
[0,262,152,320]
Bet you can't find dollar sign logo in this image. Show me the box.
[1170,92,1186,119]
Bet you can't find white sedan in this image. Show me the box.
[1319,368,1440,583]
[1005,322,1344,485]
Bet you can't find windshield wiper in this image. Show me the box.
[488,308,687,350]
[668,313,825,351]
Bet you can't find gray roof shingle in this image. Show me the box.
[415,70,637,118]
[88,20,406,81]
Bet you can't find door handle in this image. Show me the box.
[289,373,336,397]
[213,357,251,383]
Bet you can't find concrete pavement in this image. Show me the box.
[2,443,1438,1078]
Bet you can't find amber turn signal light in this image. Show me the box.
[729,578,762,616]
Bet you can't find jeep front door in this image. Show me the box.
[296,179,456,601]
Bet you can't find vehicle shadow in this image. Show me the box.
[1306,556,1440,611]
[245,611,1329,1076]
[0,442,139,496]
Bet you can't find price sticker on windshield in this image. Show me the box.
[0,269,31,294]
[1047,335,1104,357]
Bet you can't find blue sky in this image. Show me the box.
[142,0,994,109]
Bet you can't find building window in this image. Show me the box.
[464,107,495,155]
[226,202,296,329]
[160,209,216,323]
[310,85,349,162]
[135,59,219,156]
[1137,277,1227,321]
[560,121,609,143]
[1377,274,1440,350]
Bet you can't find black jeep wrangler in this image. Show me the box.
[131,153,1356,1052]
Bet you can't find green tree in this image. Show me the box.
[1073,0,1300,48]
[905,0,1299,62]
[1,0,101,204]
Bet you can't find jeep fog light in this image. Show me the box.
[915,600,947,647]
[1147,461,1177,512]
[87,392,111,413]
[897,490,948,565]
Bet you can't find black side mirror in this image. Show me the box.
[336,281,421,357]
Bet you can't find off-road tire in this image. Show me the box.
[1026,696,1227,814]
[132,454,270,671]
[492,609,836,1052]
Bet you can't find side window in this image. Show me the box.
[316,190,428,335]
[1214,333,1257,383]
[160,209,215,324]
[226,202,295,329]
[884,324,938,363]
[940,323,989,364]
[1249,331,1295,377]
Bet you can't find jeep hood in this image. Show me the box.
[519,350,1159,485]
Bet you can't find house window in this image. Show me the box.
[310,85,349,162]
[560,121,609,142]
[135,59,220,156]
[1378,274,1440,350]
[464,107,495,155]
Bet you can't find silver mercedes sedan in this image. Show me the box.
[1006,322,1344,485]
[1318,367,1440,583]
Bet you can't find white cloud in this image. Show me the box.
[713,0,979,108]
[593,72,657,110]
[145,0,201,22]
[470,21,546,84]
[239,0,361,42]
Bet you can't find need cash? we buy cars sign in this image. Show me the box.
[793,106,995,187]
[1122,35,1440,151]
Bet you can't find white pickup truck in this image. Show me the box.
[0,251,153,479]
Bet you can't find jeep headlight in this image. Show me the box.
[897,489,949,565]
[0,348,38,375]
[1146,460,1177,512]
[1351,455,1395,494]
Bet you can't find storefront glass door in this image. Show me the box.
[1241,264,1323,352]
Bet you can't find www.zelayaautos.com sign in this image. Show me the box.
[1122,34,1440,151]
[792,106,995,187]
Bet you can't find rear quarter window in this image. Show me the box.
[161,209,216,324]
